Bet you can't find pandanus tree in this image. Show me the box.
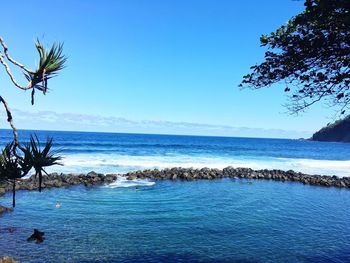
[0,36,66,148]
[0,143,31,207]
[29,135,61,192]
[0,35,66,208]
[0,136,61,207]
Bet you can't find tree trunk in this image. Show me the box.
[12,179,16,208]
[38,170,42,192]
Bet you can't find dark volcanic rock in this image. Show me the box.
[0,167,349,195]
[27,229,45,244]
[0,173,119,194]
[125,167,350,189]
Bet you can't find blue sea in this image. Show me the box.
[1,130,350,262]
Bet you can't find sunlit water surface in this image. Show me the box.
[1,130,350,262]
[1,179,350,262]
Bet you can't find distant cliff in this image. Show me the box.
[311,116,350,142]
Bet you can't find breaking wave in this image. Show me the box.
[44,153,350,177]
[104,176,155,188]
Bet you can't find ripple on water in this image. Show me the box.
[1,179,350,263]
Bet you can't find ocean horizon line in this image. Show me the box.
[0,128,309,141]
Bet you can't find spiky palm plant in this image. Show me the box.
[29,135,61,192]
[23,40,66,104]
[0,143,32,207]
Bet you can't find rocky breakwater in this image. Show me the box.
[0,167,349,196]
[125,167,350,188]
[0,172,119,195]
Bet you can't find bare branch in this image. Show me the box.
[0,36,33,74]
[0,95,19,146]
[0,53,33,90]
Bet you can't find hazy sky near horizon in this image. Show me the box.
[0,0,337,138]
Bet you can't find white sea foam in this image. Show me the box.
[104,176,155,188]
[45,153,350,177]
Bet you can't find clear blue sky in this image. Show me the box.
[0,0,336,138]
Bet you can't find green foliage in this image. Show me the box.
[0,36,66,208]
[0,143,32,207]
[29,135,62,192]
[23,40,67,104]
[0,135,61,206]
[0,143,26,181]
[240,0,350,114]
[311,115,350,142]
[35,40,66,76]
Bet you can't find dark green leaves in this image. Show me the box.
[0,143,24,181]
[29,135,61,171]
[0,135,61,193]
[29,135,62,192]
[240,0,350,114]
[24,40,67,103]
[35,40,66,78]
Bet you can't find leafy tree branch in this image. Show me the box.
[240,0,350,115]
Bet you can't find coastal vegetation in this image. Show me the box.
[0,1,350,261]
[311,115,350,142]
[29,136,62,192]
[0,143,31,208]
[240,0,350,115]
[0,36,66,209]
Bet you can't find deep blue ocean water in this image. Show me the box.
[1,129,350,176]
[1,130,350,262]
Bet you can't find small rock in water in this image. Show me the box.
[27,229,45,244]
[0,256,19,263]
[0,206,13,215]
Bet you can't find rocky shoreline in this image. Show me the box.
[0,167,350,195]
[126,167,350,188]
[0,172,118,195]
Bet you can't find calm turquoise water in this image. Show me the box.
[1,130,350,262]
[1,179,350,262]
